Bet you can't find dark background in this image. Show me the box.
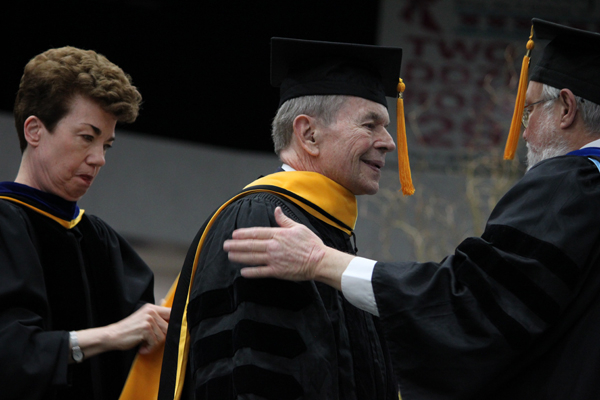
[2,1,381,153]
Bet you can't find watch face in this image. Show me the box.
[73,347,84,363]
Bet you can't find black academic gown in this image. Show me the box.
[371,154,600,399]
[0,192,155,400]
[159,172,397,400]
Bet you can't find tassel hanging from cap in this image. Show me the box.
[397,78,415,195]
[504,26,535,160]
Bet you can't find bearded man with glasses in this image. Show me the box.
[521,80,599,170]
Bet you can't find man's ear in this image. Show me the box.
[293,114,320,157]
[559,88,578,129]
[23,116,45,148]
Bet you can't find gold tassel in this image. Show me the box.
[504,26,535,160]
[397,78,415,195]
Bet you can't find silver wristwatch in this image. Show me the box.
[69,331,84,363]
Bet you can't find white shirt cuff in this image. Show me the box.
[341,257,379,316]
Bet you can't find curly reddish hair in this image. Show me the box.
[13,46,142,152]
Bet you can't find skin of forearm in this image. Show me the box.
[66,304,170,363]
[68,326,113,364]
[314,247,356,291]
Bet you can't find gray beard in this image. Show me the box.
[525,113,572,171]
[526,141,571,171]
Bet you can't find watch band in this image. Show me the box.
[69,331,84,363]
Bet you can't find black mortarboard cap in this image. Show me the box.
[530,19,600,105]
[271,37,403,108]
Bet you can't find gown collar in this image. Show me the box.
[245,171,357,234]
[0,181,84,228]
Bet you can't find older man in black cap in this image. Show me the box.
[224,20,600,399]
[156,38,404,399]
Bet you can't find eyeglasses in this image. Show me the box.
[522,97,558,128]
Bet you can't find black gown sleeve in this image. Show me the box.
[371,156,600,400]
[0,201,70,399]
[184,193,351,400]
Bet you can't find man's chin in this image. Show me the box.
[526,144,571,171]
[349,182,379,196]
[355,183,379,196]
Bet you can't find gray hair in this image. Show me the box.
[541,84,600,136]
[271,95,348,155]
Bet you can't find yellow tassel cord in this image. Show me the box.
[118,277,179,400]
[397,79,415,195]
[504,26,535,160]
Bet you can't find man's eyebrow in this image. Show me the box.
[361,111,390,126]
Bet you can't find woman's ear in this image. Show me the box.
[293,114,320,157]
[23,116,45,148]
